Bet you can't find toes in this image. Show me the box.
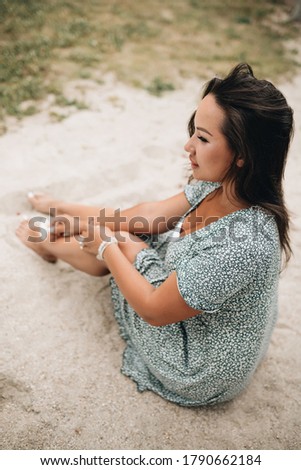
[15,226,24,239]
[19,219,29,228]
[27,191,40,202]
[27,191,45,206]
[28,191,43,198]
[16,219,25,231]
[15,220,27,237]
[42,254,57,264]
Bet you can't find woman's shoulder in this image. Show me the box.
[228,205,279,243]
[208,206,281,268]
[189,205,280,259]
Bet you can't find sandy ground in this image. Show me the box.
[0,71,300,451]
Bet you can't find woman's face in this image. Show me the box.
[184,93,234,182]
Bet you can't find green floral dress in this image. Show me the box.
[110,180,281,406]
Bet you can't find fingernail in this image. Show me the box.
[27,191,34,198]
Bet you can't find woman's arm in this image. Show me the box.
[102,244,199,326]
[102,191,191,235]
[82,226,200,326]
[51,190,191,238]
[54,190,191,236]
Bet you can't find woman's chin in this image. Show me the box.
[192,166,204,179]
[192,169,219,183]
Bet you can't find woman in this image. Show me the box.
[16,64,294,406]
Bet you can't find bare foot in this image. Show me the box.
[15,220,57,263]
[27,191,61,214]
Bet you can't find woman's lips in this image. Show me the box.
[189,156,199,168]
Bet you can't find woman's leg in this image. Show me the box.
[28,192,116,221]
[16,221,149,276]
[27,192,146,234]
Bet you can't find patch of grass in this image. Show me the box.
[68,51,100,67]
[235,16,251,24]
[0,0,300,120]
[146,77,175,97]
[49,111,67,122]
[78,70,92,80]
[226,28,243,40]
[21,104,38,116]
[55,94,88,110]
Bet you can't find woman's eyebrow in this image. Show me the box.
[196,126,213,136]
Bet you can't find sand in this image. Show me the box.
[0,72,300,451]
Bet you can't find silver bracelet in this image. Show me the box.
[96,236,118,261]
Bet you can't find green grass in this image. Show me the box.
[0,0,300,120]
[146,77,175,97]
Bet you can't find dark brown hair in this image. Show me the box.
[188,63,294,264]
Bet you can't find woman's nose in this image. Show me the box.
[184,137,194,153]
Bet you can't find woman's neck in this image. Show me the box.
[216,181,250,211]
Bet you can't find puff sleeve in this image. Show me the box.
[176,240,258,313]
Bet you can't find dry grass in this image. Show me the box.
[0,0,300,119]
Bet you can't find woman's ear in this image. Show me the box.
[236,158,244,168]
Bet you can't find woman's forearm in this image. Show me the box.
[56,200,160,235]
[57,191,189,236]
[102,243,157,324]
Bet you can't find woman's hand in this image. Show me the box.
[50,213,86,238]
[79,224,115,256]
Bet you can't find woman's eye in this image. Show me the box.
[198,136,208,143]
